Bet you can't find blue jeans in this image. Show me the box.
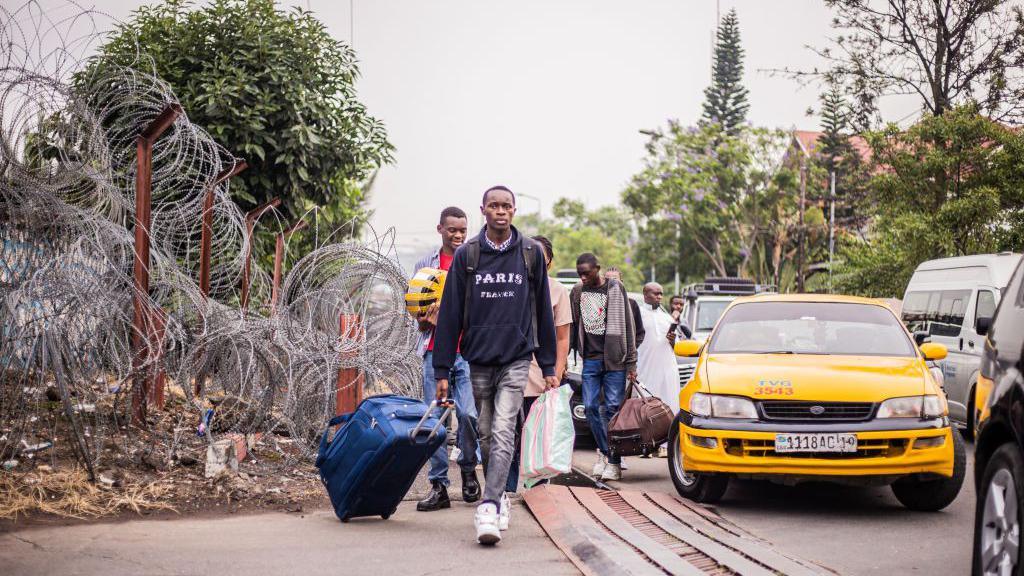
[422,352,479,486]
[582,358,626,464]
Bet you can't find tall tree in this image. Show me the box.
[623,123,811,288]
[814,85,872,232]
[797,0,1024,127]
[835,105,1024,297]
[817,84,853,172]
[79,0,393,225]
[702,9,750,134]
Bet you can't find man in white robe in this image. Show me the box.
[636,282,681,418]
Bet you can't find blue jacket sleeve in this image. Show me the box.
[431,248,464,380]
[533,256,557,377]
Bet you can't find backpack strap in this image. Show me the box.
[462,237,480,330]
[522,238,539,348]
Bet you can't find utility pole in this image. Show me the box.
[828,171,836,294]
[674,224,681,296]
[796,159,806,293]
[710,0,720,78]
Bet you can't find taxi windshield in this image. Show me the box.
[708,302,916,357]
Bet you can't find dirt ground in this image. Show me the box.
[1,389,331,530]
[0,445,329,532]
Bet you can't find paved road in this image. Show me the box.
[0,499,579,576]
[1,448,975,576]
[575,445,975,575]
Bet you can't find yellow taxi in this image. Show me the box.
[669,294,965,511]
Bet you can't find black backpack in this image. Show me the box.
[461,236,539,347]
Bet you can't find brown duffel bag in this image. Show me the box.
[608,380,675,458]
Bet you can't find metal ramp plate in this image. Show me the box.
[524,485,830,576]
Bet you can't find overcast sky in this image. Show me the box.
[32,0,923,250]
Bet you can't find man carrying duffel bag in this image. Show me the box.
[432,185,558,545]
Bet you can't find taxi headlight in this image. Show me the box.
[690,393,757,419]
[922,394,946,418]
[877,395,945,418]
[690,393,712,417]
[711,395,758,419]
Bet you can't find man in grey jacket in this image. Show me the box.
[569,253,637,481]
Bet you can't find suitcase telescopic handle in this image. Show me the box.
[411,399,454,444]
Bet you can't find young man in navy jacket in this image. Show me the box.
[432,186,558,545]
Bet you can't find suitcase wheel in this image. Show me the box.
[340,515,350,523]
[381,514,390,520]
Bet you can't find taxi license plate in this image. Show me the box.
[774,433,857,453]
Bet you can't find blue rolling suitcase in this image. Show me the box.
[315,395,451,522]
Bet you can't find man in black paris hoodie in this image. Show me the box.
[432,186,558,545]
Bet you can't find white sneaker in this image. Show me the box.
[601,463,622,481]
[499,492,511,531]
[591,452,607,477]
[449,447,462,462]
[620,458,629,471]
[474,502,501,545]
[657,444,668,458]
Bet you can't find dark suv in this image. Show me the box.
[972,258,1024,575]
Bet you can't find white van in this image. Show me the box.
[901,252,1022,435]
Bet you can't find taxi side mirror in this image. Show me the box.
[920,342,948,361]
[674,340,701,357]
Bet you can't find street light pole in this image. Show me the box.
[674,223,680,296]
[829,170,836,294]
[517,192,542,217]
[796,159,806,293]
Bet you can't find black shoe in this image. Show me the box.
[416,481,451,511]
[461,469,481,503]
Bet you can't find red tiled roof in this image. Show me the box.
[791,130,872,163]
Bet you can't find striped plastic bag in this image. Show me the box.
[519,384,575,488]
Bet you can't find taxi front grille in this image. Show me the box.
[724,438,908,459]
[759,401,875,422]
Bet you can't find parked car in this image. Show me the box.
[971,256,1024,575]
[900,253,1022,438]
[669,294,965,510]
[563,355,592,441]
[554,269,579,290]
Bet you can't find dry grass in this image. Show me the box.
[0,469,177,520]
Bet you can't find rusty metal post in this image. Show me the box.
[131,104,182,428]
[240,197,281,311]
[193,161,248,397]
[199,161,247,297]
[336,314,364,417]
[270,219,307,311]
[150,309,168,408]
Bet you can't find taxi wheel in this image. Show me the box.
[891,428,967,511]
[667,418,728,503]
